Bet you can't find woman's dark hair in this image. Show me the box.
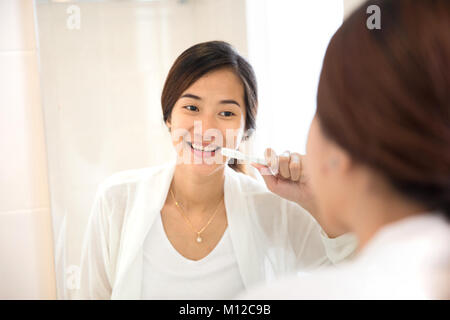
[317,0,450,217]
[161,41,258,174]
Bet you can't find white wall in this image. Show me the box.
[0,0,56,299]
[344,0,367,18]
[246,0,344,155]
[244,0,367,157]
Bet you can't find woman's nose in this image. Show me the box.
[195,113,218,133]
[192,114,221,142]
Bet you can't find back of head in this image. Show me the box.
[317,0,450,218]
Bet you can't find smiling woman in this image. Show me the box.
[78,41,357,300]
[168,69,245,168]
[161,41,258,174]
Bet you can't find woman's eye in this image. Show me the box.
[184,105,199,112]
[220,111,235,117]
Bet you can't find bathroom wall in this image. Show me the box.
[0,0,56,299]
[344,0,367,18]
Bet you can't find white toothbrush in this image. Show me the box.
[220,148,268,166]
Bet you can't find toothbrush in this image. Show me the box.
[220,148,268,166]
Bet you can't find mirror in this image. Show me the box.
[34,0,345,299]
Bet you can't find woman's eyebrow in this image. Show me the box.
[180,93,201,100]
[180,93,240,108]
[219,99,241,108]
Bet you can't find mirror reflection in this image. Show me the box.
[34,0,345,299]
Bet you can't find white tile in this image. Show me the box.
[0,0,38,52]
[0,208,56,299]
[0,52,50,212]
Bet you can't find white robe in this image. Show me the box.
[237,213,450,300]
[78,159,358,299]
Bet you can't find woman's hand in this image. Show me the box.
[251,148,317,216]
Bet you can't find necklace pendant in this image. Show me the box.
[196,235,202,243]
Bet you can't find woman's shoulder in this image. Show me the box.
[102,163,168,186]
[97,162,173,201]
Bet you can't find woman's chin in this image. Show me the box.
[176,154,226,174]
[196,162,223,174]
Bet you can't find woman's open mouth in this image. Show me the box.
[186,141,220,158]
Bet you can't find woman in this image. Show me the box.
[241,0,450,299]
[78,41,357,299]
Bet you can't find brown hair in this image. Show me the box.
[161,41,258,174]
[317,0,450,217]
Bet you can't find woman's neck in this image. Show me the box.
[170,164,225,214]
[347,188,427,253]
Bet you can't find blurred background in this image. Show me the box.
[1,0,366,299]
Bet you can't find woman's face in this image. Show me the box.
[167,68,246,174]
[306,115,349,232]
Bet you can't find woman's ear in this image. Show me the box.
[329,146,352,175]
[165,119,171,132]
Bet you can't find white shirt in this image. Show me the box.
[78,159,358,299]
[141,213,245,299]
[237,214,450,300]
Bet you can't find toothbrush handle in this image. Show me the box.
[249,156,268,166]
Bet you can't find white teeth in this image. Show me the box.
[192,144,205,151]
[189,142,218,152]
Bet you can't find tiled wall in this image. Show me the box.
[0,0,56,299]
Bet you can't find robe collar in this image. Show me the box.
[112,160,264,299]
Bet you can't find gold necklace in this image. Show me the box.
[169,187,223,244]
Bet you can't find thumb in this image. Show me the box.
[251,162,277,188]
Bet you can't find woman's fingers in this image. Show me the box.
[264,148,279,175]
[258,148,303,181]
[254,149,314,214]
[251,162,280,195]
[261,148,303,182]
[279,151,291,179]
[289,153,302,181]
